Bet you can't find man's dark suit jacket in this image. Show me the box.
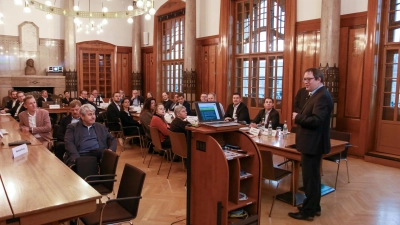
[130,95,145,106]
[37,97,53,107]
[106,101,120,131]
[295,86,333,155]
[57,114,74,141]
[78,97,88,105]
[162,99,173,111]
[62,97,74,105]
[7,101,27,118]
[252,108,280,129]
[6,99,17,109]
[224,102,250,124]
[293,87,309,113]
[177,101,191,115]
[64,121,117,166]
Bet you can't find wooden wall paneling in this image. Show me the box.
[208,45,217,93]
[141,46,154,97]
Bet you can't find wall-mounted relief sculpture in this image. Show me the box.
[19,21,39,52]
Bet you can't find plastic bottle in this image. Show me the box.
[283,120,288,137]
[267,120,272,137]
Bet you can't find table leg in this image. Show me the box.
[276,160,306,206]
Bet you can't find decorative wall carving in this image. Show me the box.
[19,21,39,52]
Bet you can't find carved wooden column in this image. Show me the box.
[183,0,196,104]
[319,0,340,128]
[132,16,142,94]
[64,0,77,98]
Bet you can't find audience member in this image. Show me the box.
[119,90,125,103]
[57,100,82,141]
[130,89,144,106]
[176,93,191,115]
[2,89,13,108]
[224,92,250,124]
[169,93,179,111]
[87,94,100,116]
[106,92,121,132]
[170,105,191,134]
[4,90,18,110]
[200,92,208,102]
[161,92,173,110]
[250,97,280,129]
[64,104,117,166]
[120,98,144,136]
[150,103,171,149]
[2,91,27,119]
[207,92,225,117]
[78,90,88,105]
[62,91,74,106]
[91,89,103,104]
[146,91,154,99]
[19,95,52,148]
[37,90,53,107]
[139,97,156,139]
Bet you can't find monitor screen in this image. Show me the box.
[195,102,223,122]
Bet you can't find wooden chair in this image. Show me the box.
[85,150,120,200]
[148,126,172,175]
[79,163,146,225]
[167,131,187,179]
[118,118,144,156]
[260,150,292,217]
[323,130,352,189]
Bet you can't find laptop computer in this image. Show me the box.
[42,101,54,108]
[194,102,240,127]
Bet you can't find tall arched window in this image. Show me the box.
[233,0,285,109]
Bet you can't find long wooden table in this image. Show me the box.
[253,133,348,206]
[0,116,101,225]
[0,181,13,225]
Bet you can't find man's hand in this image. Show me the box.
[250,123,257,128]
[292,112,298,120]
[21,127,30,132]
[224,117,232,121]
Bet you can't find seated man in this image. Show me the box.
[19,95,52,148]
[64,104,117,166]
[2,91,27,119]
[37,90,53,107]
[56,100,81,160]
[250,97,280,129]
[169,93,179,112]
[224,92,250,124]
[161,92,173,110]
[92,89,103,104]
[106,92,122,132]
[200,92,208,102]
[176,93,191,115]
[78,90,88,105]
[87,94,100,116]
[62,90,74,106]
[130,89,144,106]
[2,89,13,108]
[4,90,18,111]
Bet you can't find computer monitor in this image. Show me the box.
[194,102,224,123]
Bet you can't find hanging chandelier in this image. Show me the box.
[14,0,156,21]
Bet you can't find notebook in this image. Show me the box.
[194,102,240,127]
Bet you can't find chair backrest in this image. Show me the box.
[52,124,59,138]
[330,130,351,158]
[260,150,275,180]
[290,126,297,133]
[75,156,98,179]
[99,150,119,190]
[169,130,187,158]
[117,163,146,218]
[149,126,163,150]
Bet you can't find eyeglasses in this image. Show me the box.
[302,77,315,82]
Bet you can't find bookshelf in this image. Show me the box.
[187,126,261,225]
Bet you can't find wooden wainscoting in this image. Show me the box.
[142,46,154,97]
[116,46,132,97]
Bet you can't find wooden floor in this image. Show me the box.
[106,142,400,225]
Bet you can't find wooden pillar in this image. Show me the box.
[183,0,196,103]
[132,16,142,94]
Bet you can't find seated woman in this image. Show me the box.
[170,105,191,134]
[140,98,156,153]
[119,98,144,136]
[146,91,154,99]
[149,103,171,149]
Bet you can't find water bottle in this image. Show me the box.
[283,120,288,137]
[267,120,272,137]
[55,99,58,105]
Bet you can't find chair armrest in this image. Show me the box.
[105,196,142,204]
[86,179,116,184]
[277,159,292,167]
[345,144,353,148]
[85,174,117,181]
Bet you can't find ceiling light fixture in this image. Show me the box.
[23,2,31,13]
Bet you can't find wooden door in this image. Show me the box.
[116,52,132,97]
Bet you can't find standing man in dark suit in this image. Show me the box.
[224,92,250,124]
[293,87,309,113]
[289,68,333,221]
[250,97,280,129]
[106,92,121,132]
[37,90,53,107]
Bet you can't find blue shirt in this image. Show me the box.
[79,124,99,154]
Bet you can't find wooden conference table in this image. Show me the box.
[253,133,348,206]
[0,116,101,225]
